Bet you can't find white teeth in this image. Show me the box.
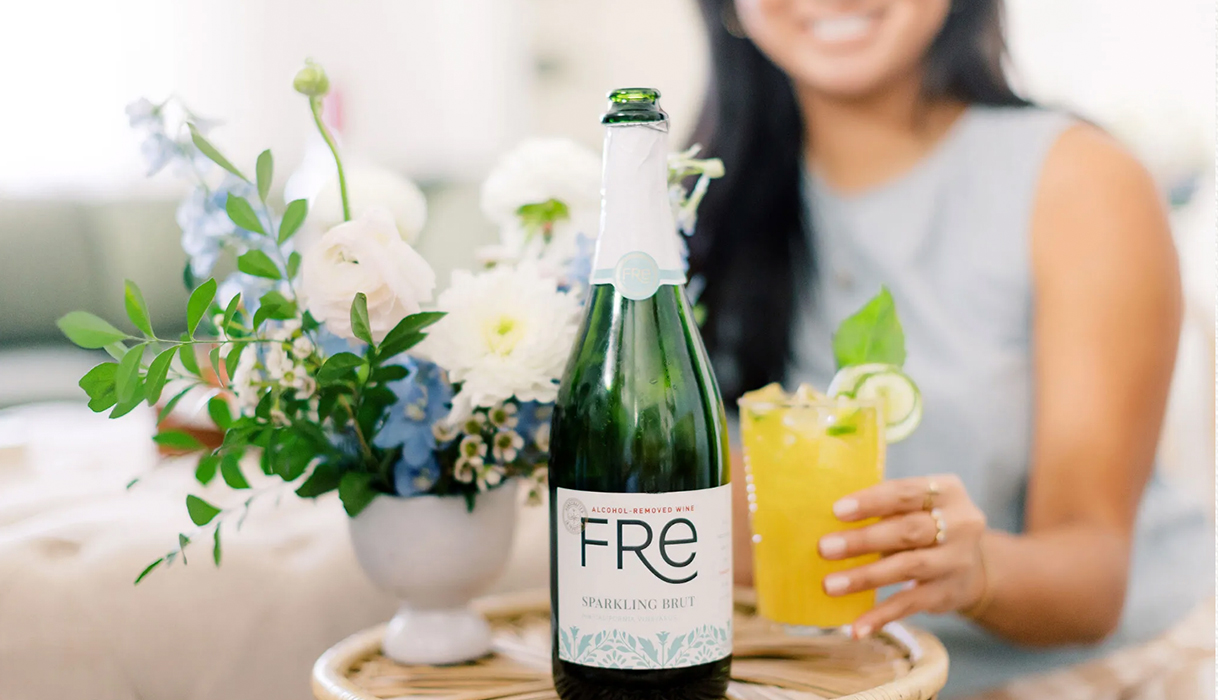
[812,14,874,43]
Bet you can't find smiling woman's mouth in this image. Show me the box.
[811,12,880,43]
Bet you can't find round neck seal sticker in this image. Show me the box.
[614,251,662,300]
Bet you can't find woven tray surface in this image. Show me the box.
[313,589,947,700]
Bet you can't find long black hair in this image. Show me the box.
[688,0,1027,401]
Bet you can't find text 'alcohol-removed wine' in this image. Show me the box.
[549,88,732,700]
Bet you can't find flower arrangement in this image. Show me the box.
[58,62,723,583]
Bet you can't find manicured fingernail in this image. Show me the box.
[819,536,846,558]
[824,574,850,595]
[854,623,872,639]
[833,498,859,518]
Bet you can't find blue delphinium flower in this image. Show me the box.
[178,176,268,279]
[216,272,279,317]
[373,357,455,497]
[560,232,595,299]
[515,400,553,458]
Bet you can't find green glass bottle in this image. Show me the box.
[549,88,732,700]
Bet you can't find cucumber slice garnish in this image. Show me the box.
[827,363,923,443]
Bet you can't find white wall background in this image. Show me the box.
[0,0,533,197]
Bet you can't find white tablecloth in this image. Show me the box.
[0,403,548,700]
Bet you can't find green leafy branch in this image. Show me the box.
[69,59,447,586]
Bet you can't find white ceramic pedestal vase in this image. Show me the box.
[348,480,519,665]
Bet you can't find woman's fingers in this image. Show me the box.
[849,580,957,638]
[819,511,939,559]
[822,548,952,596]
[833,474,965,522]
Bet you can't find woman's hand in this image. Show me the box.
[818,474,988,638]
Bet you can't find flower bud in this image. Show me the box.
[293,60,330,97]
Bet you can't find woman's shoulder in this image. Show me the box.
[954,105,1161,228]
[945,105,1077,192]
[1030,114,1176,306]
[962,104,1076,148]
[966,104,1153,188]
[1037,120,1158,204]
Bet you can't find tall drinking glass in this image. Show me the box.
[737,393,886,630]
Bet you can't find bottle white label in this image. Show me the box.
[555,485,733,670]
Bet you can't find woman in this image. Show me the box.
[688,1,1214,698]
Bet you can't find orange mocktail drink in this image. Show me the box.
[738,385,885,629]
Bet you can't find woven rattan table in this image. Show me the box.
[313,588,948,700]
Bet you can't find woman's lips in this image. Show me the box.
[809,11,881,44]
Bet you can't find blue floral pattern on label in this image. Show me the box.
[559,622,732,669]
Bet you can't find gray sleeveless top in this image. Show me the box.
[789,106,1214,698]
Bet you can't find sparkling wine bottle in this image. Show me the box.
[549,88,732,700]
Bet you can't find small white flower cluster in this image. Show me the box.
[446,402,531,492]
[667,145,725,237]
[264,320,318,400]
[228,319,320,423]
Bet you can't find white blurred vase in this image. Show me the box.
[348,480,519,665]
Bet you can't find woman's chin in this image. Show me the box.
[790,62,903,102]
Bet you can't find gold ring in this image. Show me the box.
[923,479,940,511]
[930,507,947,545]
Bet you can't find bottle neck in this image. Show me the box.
[590,122,685,301]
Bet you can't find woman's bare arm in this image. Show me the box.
[969,124,1181,643]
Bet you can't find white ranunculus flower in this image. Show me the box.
[414,264,582,422]
[310,165,428,245]
[478,138,601,274]
[300,207,436,343]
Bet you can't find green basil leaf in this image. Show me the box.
[831,286,906,369]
